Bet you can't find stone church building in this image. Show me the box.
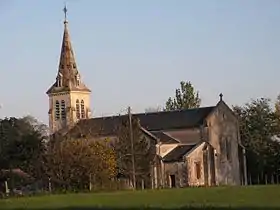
[46,10,247,188]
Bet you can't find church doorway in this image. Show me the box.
[170,175,176,188]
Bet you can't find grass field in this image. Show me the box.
[1,185,280,210]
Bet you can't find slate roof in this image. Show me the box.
[134,106,214,131]
[150,131,179,144]
[162,145,196,163]
[68,106,215,137]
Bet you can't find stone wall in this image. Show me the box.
[206,101,241,185]
[185,142,207,186]
[162,162,188,188]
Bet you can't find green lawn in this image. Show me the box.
[1,185,280,210]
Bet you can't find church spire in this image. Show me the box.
[46,5,91,134]
[46,5,90,94]
[58,5,77,88]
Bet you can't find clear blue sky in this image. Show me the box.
[0,0,279,124]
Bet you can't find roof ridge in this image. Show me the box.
[69,105,216,136]
[88,105,216,120]
[140,106,216,115]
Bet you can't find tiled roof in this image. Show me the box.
[68,106,215,137]
[162,145,196,163]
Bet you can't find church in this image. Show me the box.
[46,8,248,188]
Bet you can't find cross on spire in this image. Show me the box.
[63,4,68,23]
[219,93,223,101]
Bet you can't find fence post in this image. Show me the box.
[271,174,274,185]
[249,174,252,185]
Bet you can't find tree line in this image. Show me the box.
[0,115,154,194]
[1,80,280,195]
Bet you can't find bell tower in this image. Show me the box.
[46,6,91,134]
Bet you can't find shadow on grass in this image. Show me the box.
[9,207,280,210]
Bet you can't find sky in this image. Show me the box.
[0,0,279,124]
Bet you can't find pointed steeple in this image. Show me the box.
[46,6,90,94]
[58,15,77,88]
[47,5,92,134]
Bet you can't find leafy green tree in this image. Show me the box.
[0,117,46,176]
[165,81,201,111]
[0,116,47,193]
[233,98,280,184]
[274,95,280,133]
[45,138,117,191]
[21,115,48,138]
[115,117,155,189]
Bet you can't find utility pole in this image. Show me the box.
[128,106,136,190]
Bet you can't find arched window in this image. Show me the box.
[55,100,60,120]
[76,99,80,119]
[81,100,85,119]
[61,100,66,120]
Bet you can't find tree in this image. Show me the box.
[0,116,47,194]
[233,98,280,184]
[21,115,48,138]
[115,116,155,189]
[144,106,162,113]
[165,81,201,111]
[45,138,116,191]
[0,117,46,178]
[275,95,280,116]
[275,95,280,134]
